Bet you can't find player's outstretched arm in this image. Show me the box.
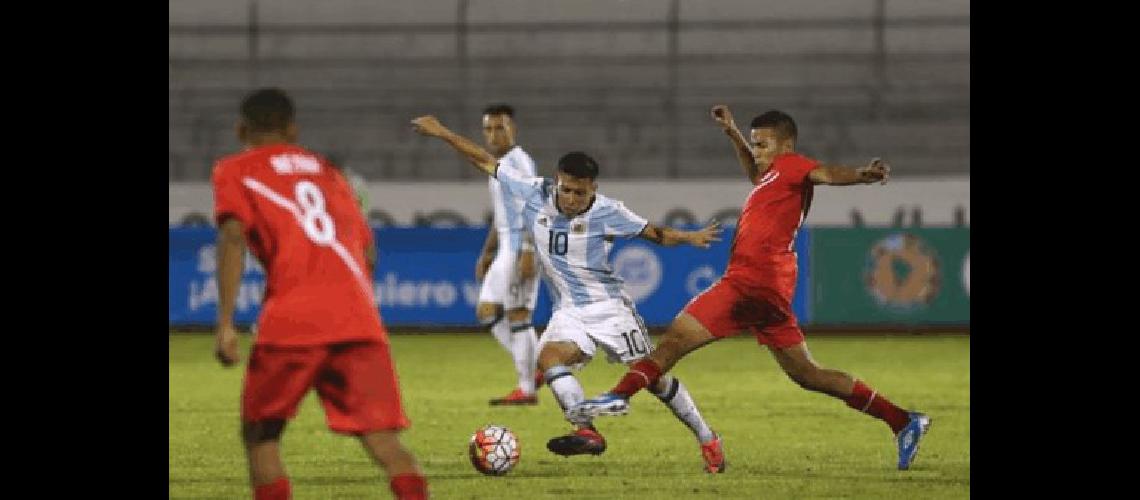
[411,115,498,176]
[639,221,723,248]
[808,158,891,186]
[214,218,246,367]
[711,105,759,183]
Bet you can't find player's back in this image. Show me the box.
[212,143,384,346]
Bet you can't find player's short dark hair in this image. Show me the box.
[240,88,295,133]
[557,152,600,180]
[482,104,515,117]
[750,110,798,141]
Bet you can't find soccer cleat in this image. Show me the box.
[546,428,607,456]
[700,433,727,473]
[566,392,630,422]
[896,412,932,470]
[488,388,538,406]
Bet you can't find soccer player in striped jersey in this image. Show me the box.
[472,104,545,406]
[412,115,729,473]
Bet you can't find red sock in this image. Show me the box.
[390,473,428,500]
[254,477,290,500]
[610,359,662,398]
[844,380,910,434]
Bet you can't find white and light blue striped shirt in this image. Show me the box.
[489,146,537,253]
[496,167,649,309]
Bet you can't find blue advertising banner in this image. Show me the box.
[169,227,811,327]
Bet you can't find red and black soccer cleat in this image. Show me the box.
[488,388,538,406]
[546,427,607,456]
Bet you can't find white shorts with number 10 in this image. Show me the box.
[539,298,653,365]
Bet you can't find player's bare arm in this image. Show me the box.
[711,105,759,183]
[808,158,891,186]
[411,115,499,176]
[476,229,498,281]
[639,221,723,249]
[215,217,246,367]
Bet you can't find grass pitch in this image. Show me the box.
[170,333,969,499]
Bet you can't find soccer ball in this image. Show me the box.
[468,425,520,476]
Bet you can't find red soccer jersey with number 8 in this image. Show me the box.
[212,144,385,346]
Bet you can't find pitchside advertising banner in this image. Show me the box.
[169,227,967,328]
[809,228,970,325]
[169,227,808,327]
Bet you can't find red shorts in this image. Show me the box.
[241,341,410,434]
[683,277,804,349]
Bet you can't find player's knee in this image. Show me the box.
[536,346,564,372]
[538,342,581,372]
[536,352,556,373]
[476,303,504,325]
[242,420,286,445]
[506,308,532,324]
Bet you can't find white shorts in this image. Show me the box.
[478,230,540,311]
[539,298,653,365]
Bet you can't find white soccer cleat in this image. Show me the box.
[567,393,630,422]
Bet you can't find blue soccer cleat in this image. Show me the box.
[567,393,630,422]
[896,412,932,470]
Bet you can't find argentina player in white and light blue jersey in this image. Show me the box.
[412,114,729,471]
[472,104,544,406]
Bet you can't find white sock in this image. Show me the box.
[652,375,716,444]
[509,321,538,394]
[545,365,589,426]
[488,317,512,351]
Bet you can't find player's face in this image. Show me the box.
[750,127,793,170]
[555,172,597,217]
[482,114,516,156]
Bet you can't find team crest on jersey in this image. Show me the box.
[572,223,585,233]
[538,217,548,227]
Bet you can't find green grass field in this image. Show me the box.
[170,333,969,499]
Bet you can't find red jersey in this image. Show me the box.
[212,143,385,346]
[724,152,818,296]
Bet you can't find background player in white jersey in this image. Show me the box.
[471,104,544,405]
[412,115,729,473]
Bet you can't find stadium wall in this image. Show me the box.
[170,177,969,228]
